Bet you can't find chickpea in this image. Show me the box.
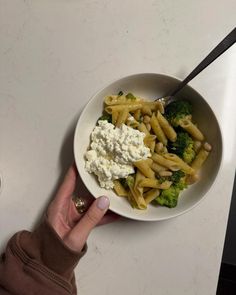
[203,142,212,152]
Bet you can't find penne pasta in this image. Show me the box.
[134,159,155,179]
[144,188,160,204]
[138,122,150,135]
[127,174,147,210]
[116,108,129,127]
[144,135,157,145]
[139,178,172,189]
[142,101,164,113]
[134,170,145,185]
[191,148,209,171]
[112,110,119,125]
[105,95,126,105]
[145,158,153,166]
[156,111,177,142]
[127,191,138,208]
[179,119,204,141]
[105,103,143,114]
[129,186,147,209]
[104,95,142,105]
[163,153,195,175]
[151,162,167,173]
[152,153,180,171]
[143,187,151,192]
[150,113,168,145]
[133,109,141,121]
[134,170,145,198]
[149,141,156,153]
[144,135,156,151]
[113,180,128,197]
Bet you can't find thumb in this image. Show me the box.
[64,196,110,252]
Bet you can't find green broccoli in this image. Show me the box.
[165,100,192,127]
[168,131,196,164]
[156,186,179,208]
[120,175,135,189]
[97,113,112,123]
[126,93,136,100]
[169,170,185,184]
[126,175,135,188]
[119,178,128,189]
[156,181,187,208]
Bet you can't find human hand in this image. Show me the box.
[47,164,119,252]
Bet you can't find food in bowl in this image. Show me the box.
[84,91,212,210]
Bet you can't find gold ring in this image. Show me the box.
[73,196,87,214]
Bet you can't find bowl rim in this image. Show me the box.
[73,72,223,221]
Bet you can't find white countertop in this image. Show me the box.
[0,1,236,294]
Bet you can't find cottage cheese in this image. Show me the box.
[85,120,151,189]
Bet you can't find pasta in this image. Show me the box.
[133,109,141,121]
[128,173,147,210]
[191,148,209,171]
[179,119,204,141]
[87,91,211,210]
[163,153,195,175]
[144,188,160,204]
[105,103,142,114]
[151,162,167,173]
[116,108,129,127]
[112,110,119,125]
[134,159,155,179]
[113,180,128,197]
[138,122,150,135]
[156,111,177,142]
[139,178,172,189]
[150,113,168,145]
[152,153,180,171]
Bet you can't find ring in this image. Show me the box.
[73,196,87,214]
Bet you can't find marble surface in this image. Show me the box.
[0,1,236,294]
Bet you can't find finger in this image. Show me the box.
[97,211,121,226]
[55,164,78,201]
[64,196,109,252]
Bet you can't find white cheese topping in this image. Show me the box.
[85,120,151,189]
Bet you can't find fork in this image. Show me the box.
[156,27,236,105]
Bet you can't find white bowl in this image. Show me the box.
[74,73,222,221]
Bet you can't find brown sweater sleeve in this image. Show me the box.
[0,218,87,295]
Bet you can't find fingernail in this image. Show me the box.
[97,196,110,210]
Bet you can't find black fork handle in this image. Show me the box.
[170,27,236,97]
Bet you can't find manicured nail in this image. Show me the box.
[97,196,110,210]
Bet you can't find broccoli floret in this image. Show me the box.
[156,181,187,208]
[126,175,135,187]
[118,91,124,97]
[97,113,112,123]
[170,170,185,184]
[119,178,128,189]
[175,180,187,191]
[168,131,196,164]
[120,175,135,189]
[126,93,136,100]
[156,186,179,208]
[165,100,192,127]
